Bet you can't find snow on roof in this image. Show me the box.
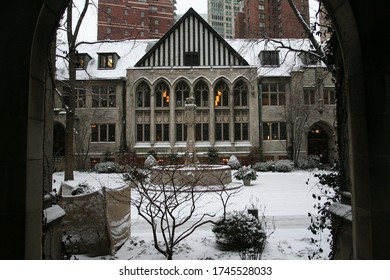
[56,39,158,80]
[56,38,318,80]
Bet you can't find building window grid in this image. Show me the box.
[261,83,286,106]
[263,122,287,140]
[91,124,116,142]
[63,87,86,108]
[92,85,116,108]
[324,88,336,105]
[304,88,316,105]
[260,50,280,66]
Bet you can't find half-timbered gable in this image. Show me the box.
[135,8,249,67]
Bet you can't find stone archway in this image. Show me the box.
[307,122,334,164]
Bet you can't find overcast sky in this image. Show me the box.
[175,0,207,15]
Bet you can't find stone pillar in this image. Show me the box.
[185,96,198,164]
[229,89,235,144]
[150,90,155,146]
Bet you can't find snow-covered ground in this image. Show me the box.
[53,169,331,260]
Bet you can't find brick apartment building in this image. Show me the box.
[98,0,176,40]
[235,0,310,38]
[209,0,310,39]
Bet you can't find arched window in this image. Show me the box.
[194,80,209,107]
[214,80,230,141]
[233,80,248,106]
[155,81,170,142]
[135,82,150,107]
[135,82,151,142]
[233,80,249,141]
[175,80,190,107]
[155,81,170,108]
[214,80,229,107]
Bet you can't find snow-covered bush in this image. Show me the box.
[298,155,321,170]
[212,211,267,258]
[234,165,258,181]
[144,154,157,169]
[93,161,120,173]
[253,161,275,172]
[227,155,241,170]
[274,160,294,172]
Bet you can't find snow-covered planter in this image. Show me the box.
[275,160,294,172]
[227,155,241,170]
[59,181,131,256]
[212,211,267,258]
[234,165,258,185]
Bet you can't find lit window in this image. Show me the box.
[98,53,119,69]
[263,122,287,140]
[76,53,92,69]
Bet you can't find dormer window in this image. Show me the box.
[184,52,200,66]
[76,53,92,70]
[98,52,120,69]
[259,50,280,66]
[300,51,319,65]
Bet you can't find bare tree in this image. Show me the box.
[57,0,92,180]
[126,164,240,260]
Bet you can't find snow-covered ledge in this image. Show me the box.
[43,205,65,224]
[328,202,352,222]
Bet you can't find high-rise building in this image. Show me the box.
[209,0,310,39]
[98,0,176,40]
[208,0,244,39]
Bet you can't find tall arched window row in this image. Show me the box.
[233,80,248,107]
[155,81,170,141]
[155,81,170,108]
[214,80,230,141]
[194,80,209,107]
[214,80,229,107]
[136,81,151,107]
[175,80,190,107]
[135,82,151,142]
[233,80,250,141]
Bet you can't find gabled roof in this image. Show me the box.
[135,8,249,67]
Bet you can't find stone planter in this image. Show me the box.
[243,178,251,186]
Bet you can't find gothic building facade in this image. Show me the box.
[55,8,336,169]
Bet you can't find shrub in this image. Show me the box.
[212,211,267,259]
[298,155,321,170]
[228,155,241,170]
[93,161,120,173]
[274,159,294,172]
[233,165,258,181]
[253,161,275,172]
